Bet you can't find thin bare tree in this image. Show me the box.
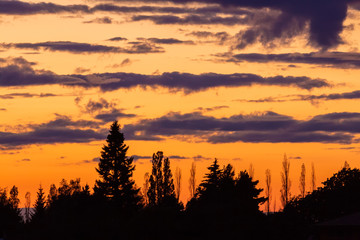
[143,172,150,205]
[280,154,291,209]
[189,162,196,198]
[175,167,182,200]
[265,169,272,214]
[299,163,306,198]
[311,162,316,192]
[249,163,255,179]
[24,192,31,223]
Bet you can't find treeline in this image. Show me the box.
[0,121,360,240]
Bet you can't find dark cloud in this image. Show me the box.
[107,58,133,68]
[120,111,360,144]
[91,3,252,16]
[132,155,152,161]
[106,0,352,49]
[78,72,331,93]
[289,156,302,160]
[168,155,188,159]
[83,16,113,24]
[107,37,128,41]
[132,14,248,26]
[193,155,212,161]
[0,125,104,148]
[32,114,102,129]
[19,158,31,162]
[196,105,229,112]
[0,92,57,99]
[1,41,164,54]
[0,58,331,92]
[0,0,354,49]
[0,0,90,15]
[94,109,137,122]
[83,98,116,114]
[74,67,91,74]
[0,108,6,111]
[218,51,360,68]
[140,38,194,45]
[186,31,231,45]
[238,90,360,104]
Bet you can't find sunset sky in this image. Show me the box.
[1,0,360,208]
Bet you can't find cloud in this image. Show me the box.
[168,155,188,159]
[19,158,31,162]
[0,115,107,148]
[196,105,229,112]
[238,90,360,104]
[83,16,113,24]
[186,31,231,45]
[74,67,91,74]
[0,126,104,148]
[80,72,331,93]
[0,0,90,15]
[132,155,152,161]
[0,92,58,99]
[139,37,194,45]
[0,57,331,92]
[83,98,116,114]
[107,37,128,41]
[131,14,248,26]
[218,51,360,68]
[193,155,212,161]
[1,41,164,54]
[94,109,137,122]
[120,111,360,144]
[0,0,353,49]
[105,0,350,49]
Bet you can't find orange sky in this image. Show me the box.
[1,0,360,209]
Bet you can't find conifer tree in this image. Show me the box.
[33,185,46,220]
[197,158,222,196]
[94,121,141,209]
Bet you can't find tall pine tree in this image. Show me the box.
[94,121,141,209]
[32,185,46,221]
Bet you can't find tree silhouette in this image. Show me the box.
[9,186,20,210]
[280,154,291,208]
[188,161,196,199]
[197,158,222,198]
[286,166,360,224]
[299,163,306,198]
[94,121,141,209]
[24,192,32,223]
[175,167,181,200]
[142,172,150,206]
[147,151,179,208]
[311,162,316,192]
[32,185,46,220]
[265,169,272,214]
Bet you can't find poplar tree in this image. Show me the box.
[147,151,177,206]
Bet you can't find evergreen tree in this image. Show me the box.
[33,185,46,220]
[94,121,141,209]
[196,158,222,198]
